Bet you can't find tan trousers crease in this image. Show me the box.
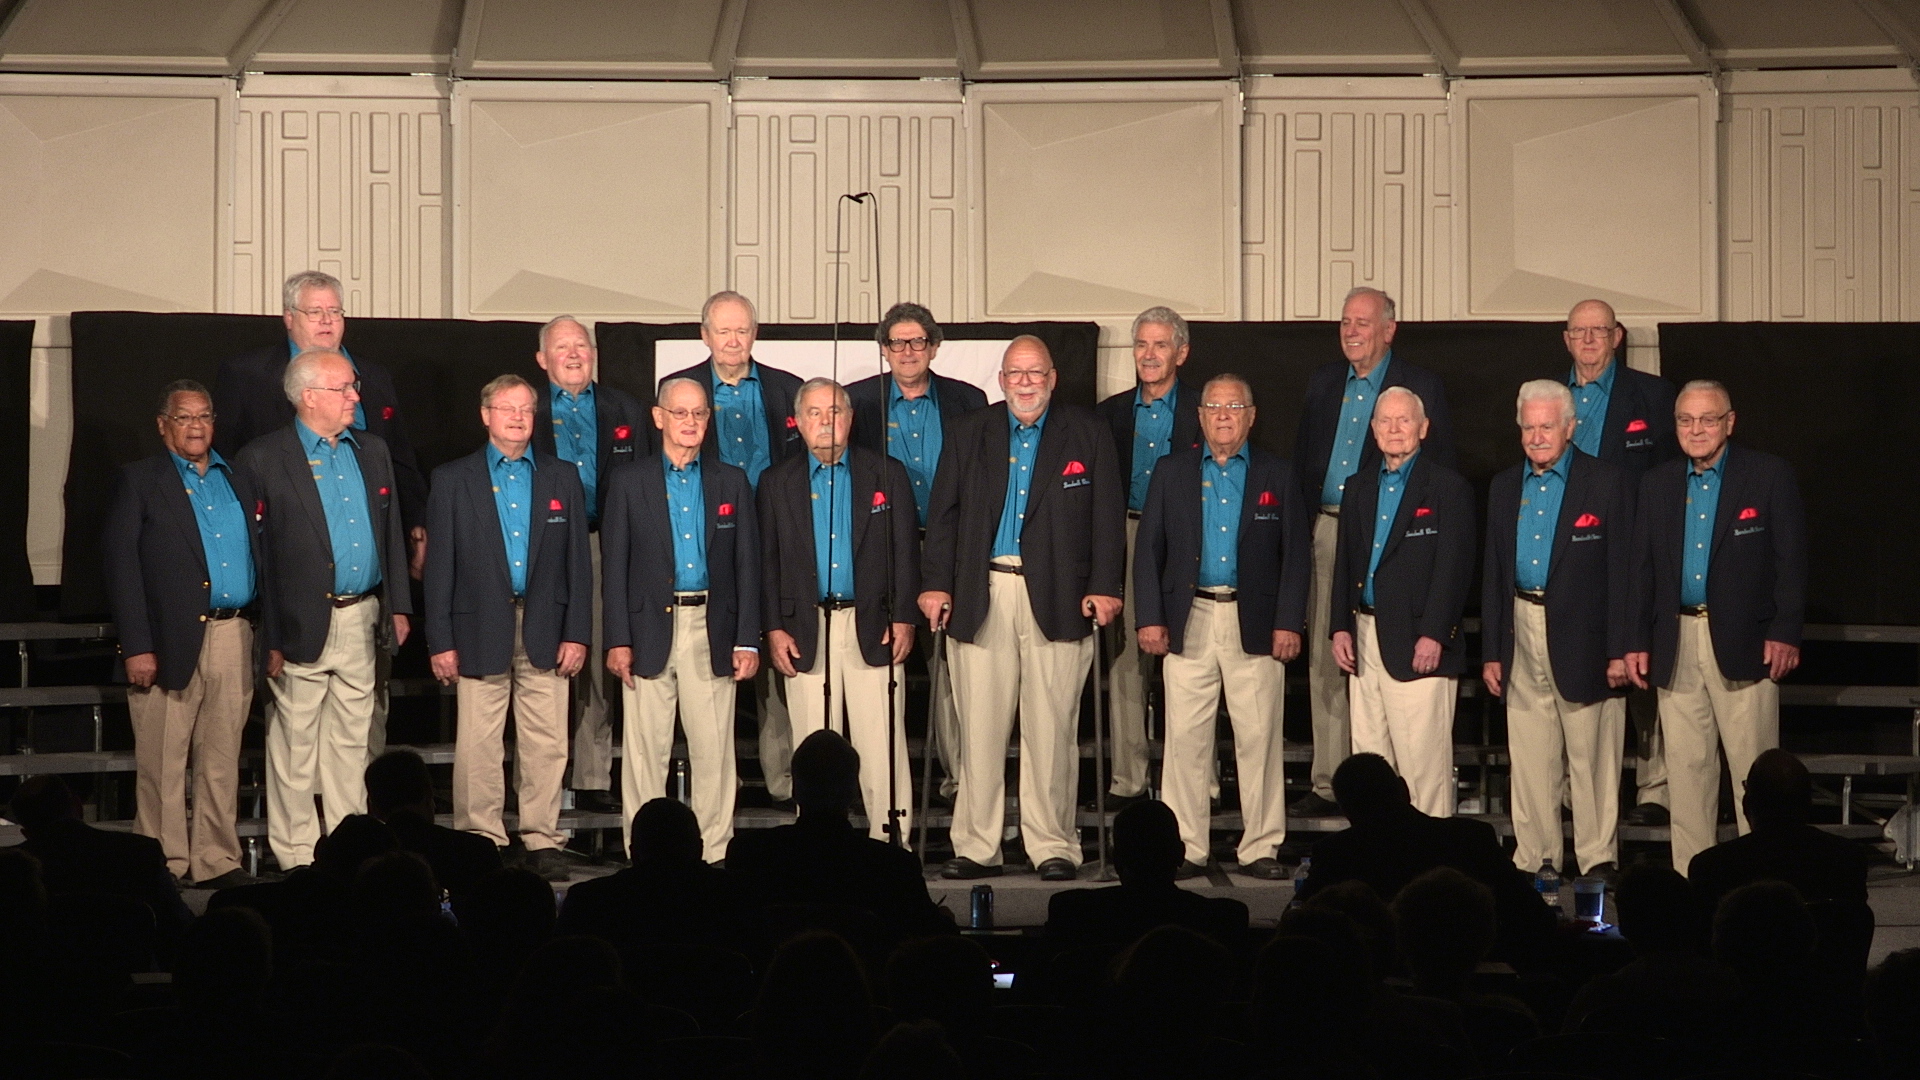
[1505,600,1624,875]
[128,616,252,883]
[1161,597,1288,866]
[926,623,962,799]
[622,601,738,863]
[453,608,571,851]
[785,607,914,845]
[756,668,793,802]
[1661,612,1779,877]
[1108,517,1149,796]
[1350,612,1456,817]
[569,532,616,792]
[267,598,380,869]
[1308,512,1351,799]
[948,561,1094,868]
[1631,688,1669,807]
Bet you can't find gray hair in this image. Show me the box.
[1201,372,1254,407]
[1515,379,1576,424]
[656,376,708,408]
[157,379,210,416]
[1374,384,1425,423]
[701,290,758,331]
[283,349,349,405]
[479,373,533,409]
[538,315,591,353]
[1343,286,1397,323]
[1678,379,1732,409]
[794,377,852,415]
[282,270,343,313]
[877,301,943,348]
[1131,306,1190,350]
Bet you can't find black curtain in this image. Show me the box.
[0,321,35,620]
[1659,321,1919,626]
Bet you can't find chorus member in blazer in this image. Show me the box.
[236,349,411,870]
[1291,287,1457,818]
[529,315,648,818]
[425,375,592,881]
[1096,307,1204,809]
[1625,380,1806,876]
[601,377,761,863]
[658,291,803,805]
[103,380,264,890]
[1135,374,1309,881]
[1330,386,1473,817]
[1482,381,1636,878]
[920,336,1127,881]
[760,379,921,845]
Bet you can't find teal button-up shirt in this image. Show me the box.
[1364,449,1417,606]
[886,379,942,526]
[1323,352,1393,506]
[664,454,708,592]
[993,409,1047,558]
[1569,360,1615,458]
[298,420,379,597]
[549,382,598,522]
[810,456,856,601]
[1129,383,1179,512]
[1681,448,1726,608]
[1514,449,1569,593]
[171,450,254,609]
[487,443,534,596]
[1198,444,1248,589]
[713,364,772,487]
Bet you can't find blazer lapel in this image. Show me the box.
[1548,453,1586,578]
[467,452,512,591]
[526,453,555,579]
[850,451,875,554]
[1709,446,1742,557]
[1379,457,1427,565]
[1027,410,1072,520]
[282,432,332,552]
[985,409,1011,521]
[159,461,211,577]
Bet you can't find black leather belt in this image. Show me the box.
[1319,505,1341,518]
[1515,588,1547,606]
[329,592,373,608]
[819,598,858,611]
[1356,603,1376,616]
[204,608,248,622]
[1127,509,1143,521]
[673,593,708,607]
[1195,588,1237,602]
[587,521,600,534]
[1679,604,1709,617]
[989,562,1024,575]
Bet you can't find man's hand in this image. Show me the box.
[884,622,915,666]
[918,591,952,631]
[1623,651,1650,690]
[1138,625,1171,656]
[732,649,760,682]
[430,650,460,686]
[1083,595,1123,627]
[124,653,158,689]
[393,613,411,648]
[1272,630,1302,663]
[767,629,802,677]
[1606,658,1629,689]
[555,641,587,678]
[1331,630,1356,675]
[408,526,428,581]
[1764,640,1802,682]
[267,649,285,679]
[606,645,635,689]
[1412,636,1442,675]
[1482,661,1504,698]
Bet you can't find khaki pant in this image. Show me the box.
[949,561,1094,868]
[926,621,962,800]
[1631,688,1668,807]
[1505,600,1624,875]
[1162,597,1287,866]
[1307,511,1350,799]
[1108,516,1149,797]
[569,533,617,792]
[785,607,914,845]
[1662,612,1779,876]
[1350,612,1456,817]
[267,597,381,869]
[756,669,793,802]
[623,601,738,863]
[453,608,570,851]
[128,616,252,883]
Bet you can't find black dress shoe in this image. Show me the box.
[942,857,1003,880]
[1623,802,1670,826]
[573,789,621,815]
[1175,860,1210,881]
[1288,792,1341,817]
[194,868,260,890]
[1101,790,1149,811]
[1583,861,1620,886]
[1037,858,1077,882]
[522,848,574,883]
[1238,857,1288,880]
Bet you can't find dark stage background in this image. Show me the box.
[1660,322,1919,626]
[0,321,35,620]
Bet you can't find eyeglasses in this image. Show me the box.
[486,404,537,418]
[883,337,932,353]
[164,412,216,426]
[1564,326,1617,340]
[1200,402,1250,413]
[293,306,346,322]
[309,380,361,396]
[1675,412,1730,430]
[661,407,713,422]
[1001,369,1051,384]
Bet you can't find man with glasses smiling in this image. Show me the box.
[1625,380,1806,876]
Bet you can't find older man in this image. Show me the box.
[1482,381,1636,878]
[425,375,592,880]
[1096,307,1204,808]
[1291,287,1456,817]
[760,379,920,844]
[1626,380,1806,875]
[1134,374,1309,880]
[1330,387,1473,817]
[529,315,648,817]
[922,336,1126,881]
[103,380,263,889]
[237,350,411,869]
[602,378,760,863]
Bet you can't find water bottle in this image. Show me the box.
[1535,860,1562,909]
[1288,857,1311,908]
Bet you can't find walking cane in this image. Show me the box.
[918,625,946,863]
[1091,608,1117,881]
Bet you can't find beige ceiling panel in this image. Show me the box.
[961,0,1237,79]
[1418,0,1699,73]
[1680,0,1906,66]
[0,0,271,72]
[250,0,460,72]
[971,82,1239,319]
[734,0,958,77]
[460,0,742,79]
[1233,0,1439,73]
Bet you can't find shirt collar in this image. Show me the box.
[1530,448,1572,482]
[486,442,534,471]
[1569,357,1617,394]
[890,376,938,406]
[550,381,594,405]
[1206,443,1250,470]
[1350,349,1392,390]
[809,453,849,478]
[1692,443,1730,478]
[663,452,702,475]
[1381,447,1419,479]
[1009,406,1047,433]
[714,360,758,386]
[296,418,357,452]
[1135,381,1178,410]
[169,449,230,478]
[290,339,353,367]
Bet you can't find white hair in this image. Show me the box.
[1374,384,1425,423]
[1343,286,1397,322]
[1131,306,1190,350]
[794,377,852,414]
[655,376,708,407]
[539,314,591,353]
[1678,379,1732,409]
[701,290,758,331]
[1515,379,1576,424]
[283,349,347,405]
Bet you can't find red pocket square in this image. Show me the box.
[1738,506,1759,520]
[549,498,564,511]
[1257,490,1278,507]
[1062,460,1086,476]
[1624,418,1648,433]
[871,491,888,507]
[785,416,798,429]
[718,502,734,516]
[1413,506,1432,517]
[381,406,394,421]
[378,486,389,496]
[613,425,631,441]
[254,499,265,518]
[1574,513,1601,528]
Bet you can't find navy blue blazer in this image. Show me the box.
[1134,445,1312,656]
[1590,364,1680,476]
[846,371,989,458]
[422,448,593,676]
[1630,445,1807,687]
[1481,450,1636,705]
[531,379,648,522]
[1292,356,1456,508]
[1330,453,1476,680]
[1095,377,1205,495]
[235,426,411,664]
[922,404,1127,645]
[656,358,805,471]
[103,454,265,692]
[758,446,921,670]
[600,454,760,679]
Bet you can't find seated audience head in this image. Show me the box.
[1712,879,1816,978]
[1113,925,1234,1059]
[1331,752,1411,824]
[885,935,993,1036]
[1614,864,1704,955]
[1742,747,1814,831]
[791,730,862,819]
[630,797,704,866]
[458,866,556,953]
[365,750,436,821]
[754,931,876,1072]
[351,850,441,931]
[1111,799,1183,884]
[1394,867,1496,995]
[174,905,273,1016]
[1867,948,1920,1068]
[1303,880,1398,982]
[0,848,46,939]
[314,814,400,881]
[860,1020,964,1080]
[1268,907,1372,1013]
[9,775,80,831]
[518,934,623,998]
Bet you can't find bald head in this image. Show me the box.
[999,335,1056,424]
[1743,748,1812,830]
[1565,298,1624,382]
